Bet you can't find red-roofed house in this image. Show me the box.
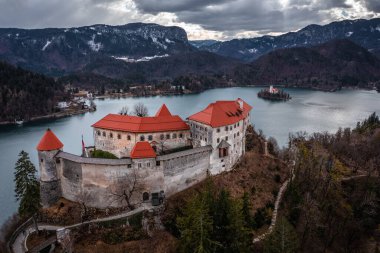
[92,104,191,158]
[188,98,252,174]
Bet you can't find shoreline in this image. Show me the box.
[0,108,94,127]
[0,85,377,127]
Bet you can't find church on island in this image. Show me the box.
[37,98,252,209]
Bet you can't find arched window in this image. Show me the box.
[160,134,165,140]
[97,131,101,136]
[117,134,121,139]
[102,131,106,137]
[140,135,145,141]
[109,133,113,138]
[127,135,131,140]
[143,192,149,201]
[172,133,177,139]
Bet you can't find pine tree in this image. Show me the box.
[14,150,41,231]
[177,193,217,253]
[213,189,251,253]
[264,216,299,253]
[242,192,253,229]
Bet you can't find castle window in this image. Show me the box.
[230,126,232,130]
[179,133,183,138]
[127,135,131,140]
[166,134,170,139]
[56,158,60,164]
[109,133,113,138]
[219,147,228,158]
[97,131,101,136]
[225,126,228,131]
[160,134,165,140]
[117,134,121,139]
[217,138,220,143]
[237,132,240,136]
[217,128,220,133]
[148,135,153,141]
[234,124,236,128]
[205,138,207,142]
[205,128,207,132]
[143,192,149,201]
[200,127,203,130]
[238,122,240,127]
[102,131,106,137]
[225,136,228,141]
[40,158,44,163]
[156,161,161,166]
[173,133,177,139]
[234,133,236,138]
[138,163,142,168]
[195,134,198,139]
[147,162,150,167]
[127,164,132,168]
[140,135,145,141]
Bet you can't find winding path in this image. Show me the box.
[11,204,152,253]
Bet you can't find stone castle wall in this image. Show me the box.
[49,146,212,208]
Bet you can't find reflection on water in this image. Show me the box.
[0,87,379,224]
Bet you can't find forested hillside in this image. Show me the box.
[0,61,65,122]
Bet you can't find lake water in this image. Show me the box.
[1,87,380,225]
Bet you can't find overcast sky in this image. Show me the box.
[0,0,379,40]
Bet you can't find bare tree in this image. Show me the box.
[76,190,94,222]
[109,168,145,210]
[119,106,129,115]
[133,102,148,117]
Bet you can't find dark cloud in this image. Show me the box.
[364,0,380,12]
[136,0,329,33]
[134,0,234,13]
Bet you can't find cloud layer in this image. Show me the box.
[0,0,378,39]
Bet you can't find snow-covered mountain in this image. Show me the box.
[0,23,193,75]
[199,18,380,62]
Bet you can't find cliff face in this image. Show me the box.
[0,23,193,76]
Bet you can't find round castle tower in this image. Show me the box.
[36,128,64,207]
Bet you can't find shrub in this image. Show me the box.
[91,150,118,159]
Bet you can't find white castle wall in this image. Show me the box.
[188,113,250,175]
[93,128,191,158]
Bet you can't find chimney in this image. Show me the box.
[237,98,243,109]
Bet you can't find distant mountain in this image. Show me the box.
[200,18,380,61]
[0,23,194,75]
[78,51,240,82]
[189,40,219,48]
[0,61,65,122]
[234,39,380,89]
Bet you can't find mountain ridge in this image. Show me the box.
[198,18,380,61]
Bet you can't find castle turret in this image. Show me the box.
[37,128,64,207]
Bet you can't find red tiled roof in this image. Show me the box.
[92,105,189,133]
[188,98,252,127]
[37,128,64,151]
[130,141,156,159]
[155,104,172,117]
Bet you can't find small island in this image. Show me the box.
[258,85,291,101]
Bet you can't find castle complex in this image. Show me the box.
[37,98,252,209]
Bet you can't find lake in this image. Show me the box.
[1,87,380,225]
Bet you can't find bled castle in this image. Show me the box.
[37,98,252,208]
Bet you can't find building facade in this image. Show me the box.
[37,99,252,208]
